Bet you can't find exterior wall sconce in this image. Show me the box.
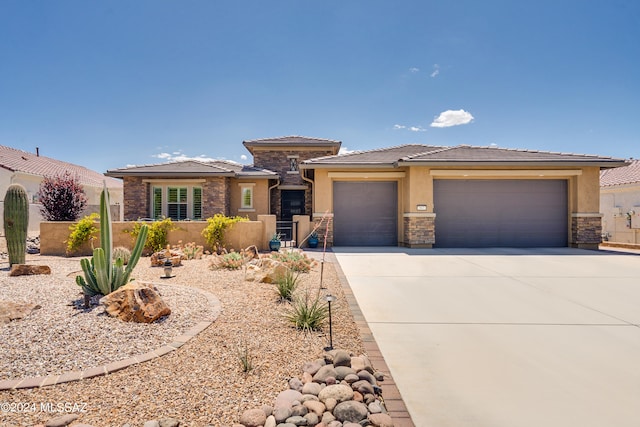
[324,294,336,351]
[416,204,427,211]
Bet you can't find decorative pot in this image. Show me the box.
[308,237,319,248]
[269,240,281,251]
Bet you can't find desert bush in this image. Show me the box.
[38,171,88,221]
[202,214,248,253]
[275,268,299,301]
[127,217,176,252]
[217,251,244,269]
[66,213,99,254]
[270,250,314,272]
[284,291,328,332]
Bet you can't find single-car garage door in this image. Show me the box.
[434,179,568,247]
[333,181,397,246]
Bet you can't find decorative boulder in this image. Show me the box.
[0,301,41,324]
[101,283,171,323]
[9,264,51,276]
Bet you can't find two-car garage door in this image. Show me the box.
[332,179,568,247]
[433,179,568,247]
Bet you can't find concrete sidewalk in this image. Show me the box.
[333,247,640,427]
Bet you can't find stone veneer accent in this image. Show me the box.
[403,214,436,248]
[313,213,334,246]
[571,213,603,249]
[255,149,334,219]
[122,177,148,220]
[202,177,229,218]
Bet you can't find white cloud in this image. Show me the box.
[394,124,426,132]
[409,67,420,73]
[430,109,474,128]
[152,150,218,162]
[430,64,440,78]
[339,147,356,155]
[240,154,248,161]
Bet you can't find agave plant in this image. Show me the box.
[76,185,148,296]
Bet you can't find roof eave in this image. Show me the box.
[104,171,236,178]
[300,162,396,170]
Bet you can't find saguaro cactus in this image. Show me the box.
[3,184,29,266]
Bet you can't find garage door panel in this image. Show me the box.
[334,182,397,246]
[434,180,567,248]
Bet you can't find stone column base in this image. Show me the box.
[402,214,435,248]
[571,213,602,250]
[312,213,334,247]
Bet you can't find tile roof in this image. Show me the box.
[303,144,446,166]
[105,159,277,178]
[0,145,122,189]
[243,135,341,145]
[600,159,640,187]
[243,135,342,156]
[301,144,628,168]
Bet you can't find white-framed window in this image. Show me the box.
[239,183,255,211]
[151,185,203,220]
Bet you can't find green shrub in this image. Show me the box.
[270,250,314,272]
[202,214,248,253]
[284,291,328,332]
[275,268,299,301]
[127,217,176,252]
[66,213,99,254]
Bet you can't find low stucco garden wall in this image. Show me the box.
[40,218,275,256]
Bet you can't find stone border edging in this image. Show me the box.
[0,283,221,391]
[327,250,416,427]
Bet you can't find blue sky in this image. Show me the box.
[1,1,639,173]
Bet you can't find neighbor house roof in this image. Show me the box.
[600,159,640,187]
[0,145,122,189]
[301,144,628,169]
[105,159,277,179]
[243,135,342,155]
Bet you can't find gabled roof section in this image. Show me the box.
[243,135,341,155]
[301,144,628,169]
[105,159,277,179]
[0,145,121,189]
[600,159,640,187]
[301,144,446,168]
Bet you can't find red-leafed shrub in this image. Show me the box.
[37,171,88,221]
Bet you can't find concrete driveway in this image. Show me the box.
[332,247,640,427]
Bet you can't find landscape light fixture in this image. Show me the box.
[163,258,173,278]
[324,294,337,351]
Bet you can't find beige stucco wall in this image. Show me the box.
[40,219,273,256]
[229,178,271,220]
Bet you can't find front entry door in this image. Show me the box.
[281,190,305,221]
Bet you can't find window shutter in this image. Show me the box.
[153,187,162,218]
[193,187,202,219]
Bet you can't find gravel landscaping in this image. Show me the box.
[0,250,364,426]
